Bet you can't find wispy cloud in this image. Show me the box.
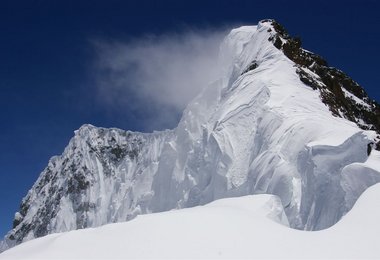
[91,28,228,131]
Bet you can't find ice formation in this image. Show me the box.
[2,19,380,251]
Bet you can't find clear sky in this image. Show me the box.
[1,0,379,238]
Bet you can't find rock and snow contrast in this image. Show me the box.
[1,19,380,257]
[2,183,380,259]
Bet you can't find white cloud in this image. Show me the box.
[91,28,227,130]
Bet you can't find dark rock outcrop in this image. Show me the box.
[267,19,380,148]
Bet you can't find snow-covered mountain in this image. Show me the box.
[2,19,380,252]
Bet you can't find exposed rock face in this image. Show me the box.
[2,126,172,249]
[2,19,380,252]
[266,19,380,146]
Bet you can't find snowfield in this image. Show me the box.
[1,183,380,259]
[2,19,380,256]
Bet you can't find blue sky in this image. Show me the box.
[1,0,380,237]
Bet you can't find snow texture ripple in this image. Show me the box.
[2,19,380,251]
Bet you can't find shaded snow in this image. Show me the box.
[3,20,380,251]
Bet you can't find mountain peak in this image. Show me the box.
[2,19,380,253]
[262,20,380,146]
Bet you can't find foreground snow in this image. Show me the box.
[3,20,380,251]
[2,183,380,259]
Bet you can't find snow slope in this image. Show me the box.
[2,19,380,251]
[2,183,380,259]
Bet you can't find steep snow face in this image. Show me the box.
[2,126,173,250]
[2,19,380,251]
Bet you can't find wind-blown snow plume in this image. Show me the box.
[3,19,380,254]
[92,29,227,129]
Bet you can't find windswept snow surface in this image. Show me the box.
[2,184,380,259]
[3,20,380,250]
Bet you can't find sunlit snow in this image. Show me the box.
[2,20,380,256]
[2,183,380,259]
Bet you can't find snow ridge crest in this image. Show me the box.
[2,19,380,252]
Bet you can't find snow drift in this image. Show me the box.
[2,19,380,251]
[2,183,380,259]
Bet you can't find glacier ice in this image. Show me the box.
[2,19,380,251]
